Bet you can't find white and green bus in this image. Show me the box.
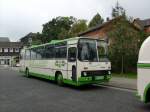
[20,37,111,86]
[137,36,150,103]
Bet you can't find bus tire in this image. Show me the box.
[25,68,30,78]
[145,87,150,103]
[56,73,64,86]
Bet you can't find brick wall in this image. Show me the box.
[80,24,112,40]
[145,26,150,34]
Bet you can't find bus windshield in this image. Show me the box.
[97,40,108,61]
[78,39,108,62]
[78,39,97,61]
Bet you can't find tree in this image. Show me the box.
[108,17,146,74]
[112,2,126,18]
[32,32,42,45]
[109,2,146,74]
[70,19,88,36]
[88,13,104,28]
[42,16,76,43]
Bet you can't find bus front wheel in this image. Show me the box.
[56,73,64,86]
[25,68,30,78]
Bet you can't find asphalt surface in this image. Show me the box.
[0,68,150,112]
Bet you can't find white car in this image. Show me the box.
[16,63,20,67]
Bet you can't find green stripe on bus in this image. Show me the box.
[137,63,150,68]
[21,70,110,86]
[29,72,55,80]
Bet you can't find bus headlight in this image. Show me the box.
[83,72,87,77]
[108,71,111,75]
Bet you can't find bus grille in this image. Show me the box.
[81,70,108,77]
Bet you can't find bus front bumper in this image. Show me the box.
[77,74,111,85]
[63,74,111,86]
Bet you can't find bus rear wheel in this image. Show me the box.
[56,74,64,86]
[25,68,30,78]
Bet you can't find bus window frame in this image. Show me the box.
[68,47,77,62]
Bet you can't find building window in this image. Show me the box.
[15,48,19,52]
[4,48,9,52]
[9,48,13,52]
[0,48,2,52]
[2,48,4,52]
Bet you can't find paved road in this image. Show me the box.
[106,77,137,90]
[0,69,150,112]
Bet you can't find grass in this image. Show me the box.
[112,73,137,79]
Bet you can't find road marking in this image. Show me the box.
[94,84,136,93]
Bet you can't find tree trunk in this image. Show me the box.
[121,55,124,74]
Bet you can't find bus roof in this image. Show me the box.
[25,37,104,49]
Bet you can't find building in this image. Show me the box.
[78,20,111,41]
[0,37,10,42]
[20,32,35,46]
[133,18,150,35]
[78,17,121,42]
[78,17,140,43]
[0,37,22,66]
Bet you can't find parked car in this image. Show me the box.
[16,63,20,67]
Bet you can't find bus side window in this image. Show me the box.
[21,52,25,60]
[60,47,67,58]
[68,47,76,62]
[55,46,67,59]
[36,46,45,60]
[25,50,31,60]
[30,48,37,60]
[45,45,54,59]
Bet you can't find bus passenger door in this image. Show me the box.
[67,47,77,81]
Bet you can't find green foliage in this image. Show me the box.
[26,32,42,46]
[88,13,104,28]
[42,16,76,43]
[112,73,137,79]
[112,2,126,18]
[70,19,88,36]
[41,16,89,43]
[108,17,146,74]
[32,32,43,45]
[109,2,146,74]
[25,16,88,44]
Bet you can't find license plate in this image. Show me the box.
[95,76,104,80]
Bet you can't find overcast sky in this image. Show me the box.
[0,0,150,42]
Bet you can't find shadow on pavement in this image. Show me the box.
[139,103,150,111]
[72,84,106,91]
[22,74,106,91]
[23,75,57,85]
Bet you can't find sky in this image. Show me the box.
[0,0,150,42]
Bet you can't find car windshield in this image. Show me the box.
[78,39,98,62]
